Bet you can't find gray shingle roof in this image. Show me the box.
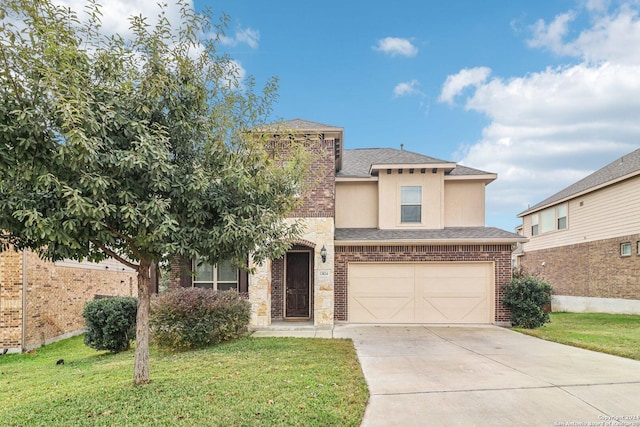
[335,227,526,243]
[265,118,343,132]
[519,148,640,216]
[337,148,494,177]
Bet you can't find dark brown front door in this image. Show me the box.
[285,252,310,318]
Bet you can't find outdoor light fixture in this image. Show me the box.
[320,245,327,263]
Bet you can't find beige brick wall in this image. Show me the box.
[1,249,137,350]
[520,233,640,300]
[0,250,23,349]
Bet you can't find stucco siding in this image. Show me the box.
[522,175,640,251]
[378,169,444,229]
[335,181,378,228]
[444,181,485,227]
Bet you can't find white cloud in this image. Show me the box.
[393,80,423,98]
[53,0,191,40]
[438,67,492,105]
[373,37,418,57]
[527,12,576,55]
[442,3,640,229]
[527,5,640,64]
[220,27,260,49]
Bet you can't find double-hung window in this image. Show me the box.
[400,186,422,223]
[531,203,568,236]
[557,204,567,230]
[192,258,238,291]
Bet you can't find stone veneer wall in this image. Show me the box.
[334,244,513,324]
[0,250,136,350]
[249,217,335,327]
[520,233,640,300]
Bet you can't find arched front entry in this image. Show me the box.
[272,243,315,321]
[285,250,312,319]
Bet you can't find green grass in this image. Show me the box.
[515,312,640,360]
[0,335,368,426]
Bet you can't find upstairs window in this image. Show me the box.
[401,186,422,223]
[193,258,238,291]
[557,204,568,230]
[531,203,568,236]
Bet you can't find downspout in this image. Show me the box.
[21,250,27,352]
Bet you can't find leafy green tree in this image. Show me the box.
[0,0,306,384]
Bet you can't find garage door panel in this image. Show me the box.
[350,277,414,293]
[421,296,488,323]
[349,263,493,324]
[351,264,414,278]
[351,296,415,322]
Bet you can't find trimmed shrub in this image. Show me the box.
[150,288,250,350]
[502,275,553,328]
[83,296,137,353]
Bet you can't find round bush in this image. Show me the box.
[150,288,250,350]
[83,296,137,353]
[502,275,553,328]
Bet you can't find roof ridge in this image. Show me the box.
[520,147,640,215]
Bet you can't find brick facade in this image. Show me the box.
[0,250,23,349]
[271,257,284,319]
[0,250,136,351]
[520,233,640,300]
[285,137,336,218]
[334,244,513,323]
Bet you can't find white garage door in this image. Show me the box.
[348,262,494,324]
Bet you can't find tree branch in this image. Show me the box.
[91,239,140,271]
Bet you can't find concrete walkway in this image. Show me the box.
[332,325,640,427]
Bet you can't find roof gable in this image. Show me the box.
[519,148,640,216]
[337,148,494,179]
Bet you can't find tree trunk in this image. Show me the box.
[134,260,151,384]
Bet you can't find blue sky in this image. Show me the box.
[57,1,640,230]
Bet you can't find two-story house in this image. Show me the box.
[517,148,640,314]
[170,119,526,326]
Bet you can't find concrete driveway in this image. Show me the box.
[333,325,640,427]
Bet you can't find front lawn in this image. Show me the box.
[0,335,368,426]
[514,312,640,360]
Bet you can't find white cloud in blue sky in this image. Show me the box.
[220,27,260,49]
[373,37,418,57]
[439,67,492,105]
[450,3,640,221]
[393,80,423,98]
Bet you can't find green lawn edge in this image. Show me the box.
[513,312,640,361]
[0,335,369,427]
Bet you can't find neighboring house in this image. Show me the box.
[517,148,640,314]
[0,249,136,353]
[170,119,526,326]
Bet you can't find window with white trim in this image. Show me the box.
[621,242,632,257]
[192,258,238,291]
[531,203,568,236]
[557,203,567,230]
[400,186,421,223]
